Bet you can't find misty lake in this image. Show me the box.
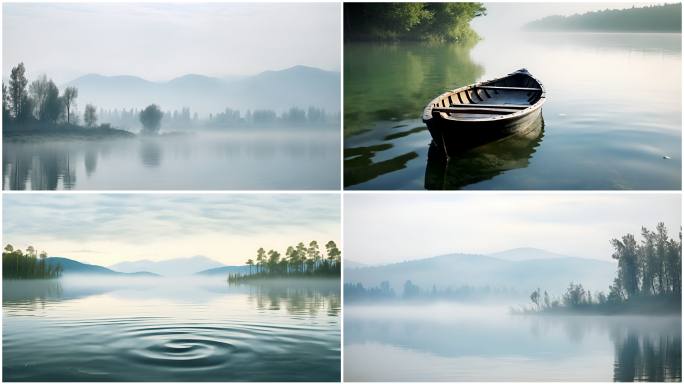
[3,278,341,381]
[344,32,682,190]
[344,304,681,382]
[3,129,340,190]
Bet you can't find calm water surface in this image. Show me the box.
[3,129,340,190]
[344,304,681,382]
[344,33,682,190]
[3,278,341,381]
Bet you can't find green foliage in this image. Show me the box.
[139,104,164,135]
[344,2,486,42]
[3,244,63,279]
[521,3,682,33]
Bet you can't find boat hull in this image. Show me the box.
[426,107,542,160]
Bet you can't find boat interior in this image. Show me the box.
[431,72,544,120]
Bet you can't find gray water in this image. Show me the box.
[344,32,682,190]
[344,304,681,382]
[3,277,341,381]
[3,129,340,190]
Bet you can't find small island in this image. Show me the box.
[229,240,341,281]
[521,3,682,33]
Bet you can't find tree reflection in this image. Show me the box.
[613,332,681,382]
[234,280,341,317]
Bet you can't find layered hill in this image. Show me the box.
[109,255,225,277]
[60,65,340,117]
[46,257,159,276]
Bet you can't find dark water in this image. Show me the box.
[344,33,682,190]
[344,305,681,382]
[3,129,340,190]
[3,278,341,381]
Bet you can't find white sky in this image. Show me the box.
[471,2,668,38]
[3,2,341,83]
[3,194,341,267]
[345,193,681,264]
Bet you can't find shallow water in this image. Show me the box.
[344,304,681,382]
[344,33,682,190]
[3,129,340,190]
[3,278,341,381]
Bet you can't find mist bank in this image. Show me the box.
[344,253,617,295]
[345,303,681,381]
[521,3,682,33]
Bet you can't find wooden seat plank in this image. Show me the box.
[433,107,519,115]
[449,103,529,110]
[475,86,542,91]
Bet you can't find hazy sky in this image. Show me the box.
[471,2,668,38]
[345,193,681,265]
[3,194,341,267]
[3,2,341,83]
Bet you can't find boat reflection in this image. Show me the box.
[425,113,545,190]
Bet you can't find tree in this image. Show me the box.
[8,63,29,121]
[29,74,49,120]
[610,233,639,298]
[3,82,12,124]
[246,259,254,275]
[256,247,266,274]
[43,80,62,123]
[530,288,541,310]
[39,251,47,278]
[296,242,307,272]
[139,104,164,135]
[326,240,341,267]
[62,86,78,124]
[308,240,320,268]
[84,103,98,128]
[267,250,280,274]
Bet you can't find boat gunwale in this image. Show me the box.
[422,70,546,123]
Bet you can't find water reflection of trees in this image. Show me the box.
[237,282,341,317]
[2,280,63,312]
[613,331,681,381]
[344,41,485,137]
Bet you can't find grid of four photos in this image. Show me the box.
[2,1,682,382]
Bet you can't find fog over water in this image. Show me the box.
[344,303,681,382]
[3,129,341,190]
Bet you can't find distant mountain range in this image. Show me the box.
[54,65,340,117]
[344,249,618,294]
[45,256,252,277]
[108,255,226,277]
[46,257,160,276]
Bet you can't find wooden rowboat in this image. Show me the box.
[423,68,546,160]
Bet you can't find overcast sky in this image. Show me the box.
[471,2,668,38]
[345,193,681,265]
[3,194,340,267]
[3,3,341,83]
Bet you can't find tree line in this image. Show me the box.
[344,2,487,42]
[521,3,682,33]
[345,280,523,303]
[2,244,63,279]
[513,223,681,314]
[229,241,341,280]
